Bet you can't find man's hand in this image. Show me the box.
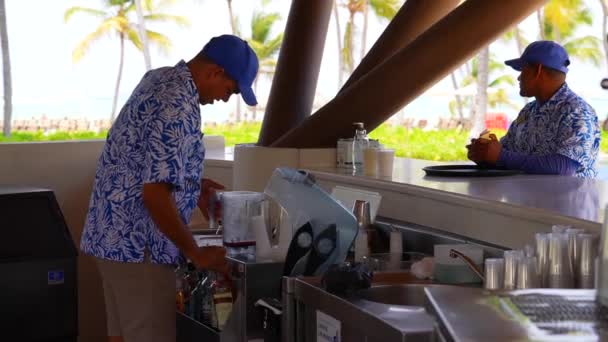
[192,246,230,275]
[466,134,502,165]
[197,178,225,221]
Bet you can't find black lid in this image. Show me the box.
[0,187,77,261]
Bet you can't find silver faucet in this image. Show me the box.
[449,249,485,282]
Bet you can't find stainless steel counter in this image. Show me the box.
[289,277,438,342]
[205,152,607,238]
[306,158,607,248]
[425,286,607,341]
[310,158,607,224]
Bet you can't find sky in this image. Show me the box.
[4,0,608,124]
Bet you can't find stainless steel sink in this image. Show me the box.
[356,284,448,306]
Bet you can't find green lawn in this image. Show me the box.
[0,130,109,142]
[2,122,607,162]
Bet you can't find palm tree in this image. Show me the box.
[225,0,243,122]
[600,0,608,69]
[502,26,529,105]
[333,1,344,87]
[0,0,11,137]
[336,0,400,85]
[247,10,283,121]
[471,47,489,138]
[540,0,602,66]
[65,0,188,121]
[226,0,238,35]
[449,71,464,122]
[134,0,151,70]
[449,51,518,135]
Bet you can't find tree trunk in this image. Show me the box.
[344,11,356,74]
[514,27,528,105]
[252,76,259,121]
[449,72,464,121]
[514,27,524,55]
[226,0,237,35]
[360,0,369,61]
[135,0,151,70]
[0,0,11,137]
[537,9,544,39]
[470,46,489,139]
[226,0,241,122]
[334,0,344,87]
[111,35,125,122]
[601,0,608,70]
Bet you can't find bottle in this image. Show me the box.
[175,268,187,314]
[351,122,369,172]
[200,271,217,328]
[213,273,234,330]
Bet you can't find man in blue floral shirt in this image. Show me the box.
[81,35,258,342]
[467,41,601,178]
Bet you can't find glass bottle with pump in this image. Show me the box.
[351,122,369,172]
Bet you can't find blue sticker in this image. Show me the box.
[48,270,65,285]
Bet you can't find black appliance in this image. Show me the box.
[0,186,78,341]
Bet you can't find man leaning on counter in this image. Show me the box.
[467,40,601,178]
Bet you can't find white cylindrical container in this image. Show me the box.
[251,215,272,260]
[377,149,395,178]
[363,147,379,176]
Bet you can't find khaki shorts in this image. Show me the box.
[96,255,176,342]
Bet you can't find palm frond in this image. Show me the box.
[368,0,400,20]
[542,0,593,41]
[72,22,114,63]
[107,0,131,6]
[250,33,283,60]
[248,40,265,55]
[106,15,130,32]
[342,20,355,71]
[488,89,519,110]
[64,7,106,23]
[155,0,180,10]
[125,27,143,51]
[563,35,602,66]
[489,75,515,88]
[146,30,172,56]
[488,58,506,73]
[144,13,190,27]
[502,30,515,41]
[251,11,281,43]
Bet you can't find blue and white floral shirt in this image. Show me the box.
[500,83,600,178]
[81,60,205,264]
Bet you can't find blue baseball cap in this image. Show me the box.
[505,40,570,74]
[202,34,259,106]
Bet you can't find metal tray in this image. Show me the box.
[423,165,521,177]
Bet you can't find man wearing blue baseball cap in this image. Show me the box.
[467,40,601,178]
[81,34,259,342]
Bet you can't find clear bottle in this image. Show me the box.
[200,271,217,328]
[351,122,369,171]
[212,273,234,330]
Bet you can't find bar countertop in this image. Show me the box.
[308,158,607,225]
[205,151,606,247]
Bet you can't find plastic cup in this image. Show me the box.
[377,149,395,178]
[363,148,379,176]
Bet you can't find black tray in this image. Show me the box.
[423,165,521,177]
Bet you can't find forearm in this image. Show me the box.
[497,150,579,175]
[142,183,199,260]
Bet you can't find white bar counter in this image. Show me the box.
[205,151,606,249]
